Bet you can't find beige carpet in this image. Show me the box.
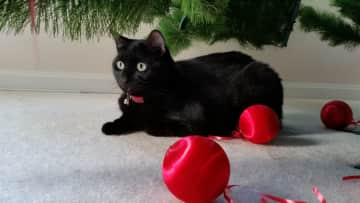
[0,91,359,203]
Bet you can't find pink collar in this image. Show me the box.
[130,95,144,104]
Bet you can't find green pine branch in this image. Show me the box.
[332,0,360,25]
[176,0,229,25]
[0,0,170,41]
[299,5,360,48]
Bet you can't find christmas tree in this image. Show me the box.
[0,0,300,54]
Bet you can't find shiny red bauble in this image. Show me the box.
[239,104,280,144]
[162,136,230,203]
[321,100,354,130]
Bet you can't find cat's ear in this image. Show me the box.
[146,30,166,55]
[112,31,131,51]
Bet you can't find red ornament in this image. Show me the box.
[238,105,280,144]
[27,0,36,33]
[162,136,230,203]
[320,100,353,130]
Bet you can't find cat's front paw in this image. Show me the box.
[101,122,119,135]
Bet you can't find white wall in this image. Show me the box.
[0,13,359,98]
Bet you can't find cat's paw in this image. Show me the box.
[101,122,119,135]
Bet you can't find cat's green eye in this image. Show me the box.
[137,62,147,72]
[115,61,125,70]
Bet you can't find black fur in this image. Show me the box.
[102,30,283,137]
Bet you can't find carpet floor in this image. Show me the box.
[0,91,359,203]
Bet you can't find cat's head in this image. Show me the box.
[112,30,175,96]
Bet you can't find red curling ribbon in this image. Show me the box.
[208,135,239,141]
[224,186,307,203]
[208,130,243,141]
[260,193,306,203]
[342,175,360,180]
[223,185,238,203]
[232,128,243,137]
[260,188,326,203]
[222,186,327,203]
[350,120,360,125]
[312,187,326,203]
[260,197,269,203]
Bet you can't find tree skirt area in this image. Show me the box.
[0,91,359,203]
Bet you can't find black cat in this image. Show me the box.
[102,30,283,137]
